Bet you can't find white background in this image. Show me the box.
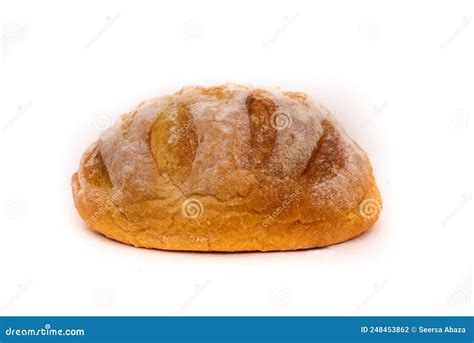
[1,0,473,316]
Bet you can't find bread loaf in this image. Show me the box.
[72,84,381,251]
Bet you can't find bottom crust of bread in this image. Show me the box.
[72,142,381,252]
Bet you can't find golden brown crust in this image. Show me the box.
[72,84,382,252]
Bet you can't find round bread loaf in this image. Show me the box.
[72,84,381,252]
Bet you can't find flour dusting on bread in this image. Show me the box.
[72,84,381,252]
